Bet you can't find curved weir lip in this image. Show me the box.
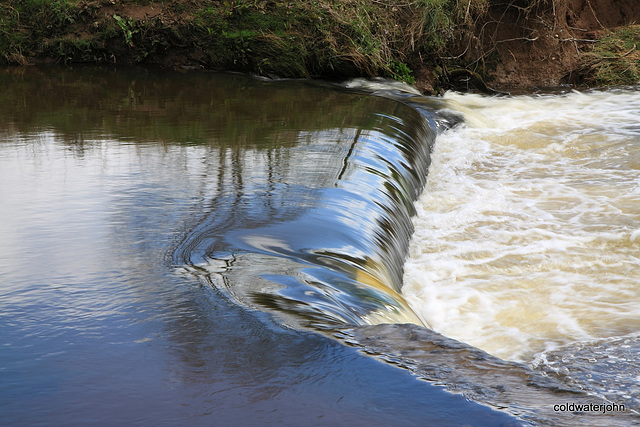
[174,78,457,331]
[174,78,640,424]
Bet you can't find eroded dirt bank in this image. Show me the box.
[451,0,640,92]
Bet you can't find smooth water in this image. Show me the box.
[0,67,510,426]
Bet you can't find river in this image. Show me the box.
[0,66,638,426]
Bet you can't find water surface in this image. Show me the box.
[403,89,640,417]
[3,66,639,426]
[0,66,512,426]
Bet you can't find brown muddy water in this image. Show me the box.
[0,66,638,426]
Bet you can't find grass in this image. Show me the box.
[0,0,466,79]
[583,25,640,86]
[0,0,635,89]
[190,0,458,78]
[0,0,80,64]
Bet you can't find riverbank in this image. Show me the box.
[1,0,638,94]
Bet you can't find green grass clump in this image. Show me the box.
[192,2,316,77]
[584,25,640,86]
[390,61,415,85]
[0,0,79,64]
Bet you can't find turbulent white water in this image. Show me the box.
[403,89,640,362]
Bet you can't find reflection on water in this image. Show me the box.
[173,103,441,328]
[0,66,513,426]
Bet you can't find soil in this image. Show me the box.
[418,0,640,92]
[480,0,640,90]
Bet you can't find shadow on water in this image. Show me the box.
[1,66,637,426]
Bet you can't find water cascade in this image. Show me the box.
[175,79,458,329]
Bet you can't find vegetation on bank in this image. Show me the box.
[581,25,640,86]
[0,0,638,90]
[0,0,467,81]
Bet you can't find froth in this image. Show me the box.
[403,89,640,362]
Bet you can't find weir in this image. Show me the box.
[175,82,640,423]
[175,80,455,330]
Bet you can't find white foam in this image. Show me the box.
[403,89,640,362]
[342,77,423,95]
